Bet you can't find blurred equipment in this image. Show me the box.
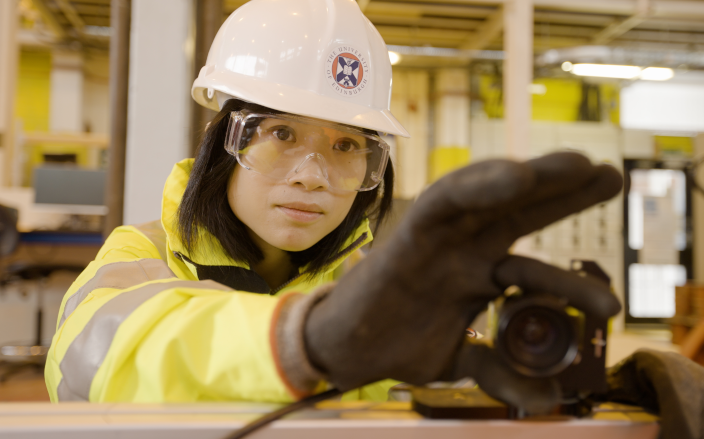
[0,203,84,382]
[33,166,106,213]
[671,284,704,366]
[623,159,692,325]
[412,387,511,419]
[494,260,611,398]
[0,205,19,258]
[33,166,107,231]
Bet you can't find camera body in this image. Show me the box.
[493,260,611,396]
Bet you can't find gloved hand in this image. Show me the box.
[286,152,622,412]
[601,349,704,439]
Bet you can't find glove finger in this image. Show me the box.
[409,159,535,229]
[519,152,614,207]
[494,255,622,319]
[449,342,561,415]
[499,163,623,240]
[412,153,620,240]
[413,153,605,228]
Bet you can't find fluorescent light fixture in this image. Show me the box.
[640,67,674,81]
[388,51,401,65]
[561,61,573,72]
[571,63,642,79]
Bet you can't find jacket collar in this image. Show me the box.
[161,159,373,279]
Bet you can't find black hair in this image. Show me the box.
[178,99,394,276]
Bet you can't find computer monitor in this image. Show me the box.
[33,166,107,215]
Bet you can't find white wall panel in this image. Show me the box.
[390,70,429,199]
[124,0,193,225]
[49,52,84,133]
[434,69,470,148]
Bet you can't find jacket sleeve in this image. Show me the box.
[45,226,307,403]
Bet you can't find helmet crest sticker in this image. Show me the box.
[326,46,369,96]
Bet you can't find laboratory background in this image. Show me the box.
[0,0,702,433]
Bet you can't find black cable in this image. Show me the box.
[223,388,343,439]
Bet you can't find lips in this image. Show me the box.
[277,202,324,222]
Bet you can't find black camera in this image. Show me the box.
[494,260,611,397]
[410,260,615,420]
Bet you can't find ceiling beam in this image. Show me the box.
[534,11,614,27]
[358,0,371,12]
[366,2,491,19]
[56,0,86,35]
[378,0,504,5]
[369,0,704,18]
[30,0,66,39]
[365,14,481,31]
[375,25,470,42]
[592,15,646,44]
[591,0,650,44]
[534,0,704,18]
[622,28,704,44]
[458,6,503,50]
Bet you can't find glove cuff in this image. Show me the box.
[270,284,333,399]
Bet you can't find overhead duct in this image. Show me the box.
[538,46,704,69]
[386,45,504,60]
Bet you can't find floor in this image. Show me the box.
[0,363,50,402]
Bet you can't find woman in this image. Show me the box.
[46,0,627,410]
[45,0,409,403]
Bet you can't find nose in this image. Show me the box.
[286,153,330,191]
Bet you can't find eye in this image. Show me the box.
[333,138,360,152]
[271,126,296,142]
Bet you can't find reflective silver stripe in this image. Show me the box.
[56,279,231,401]
[133,220,168,261]
[58,259,176,329]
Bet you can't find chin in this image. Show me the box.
[271,234,321,252]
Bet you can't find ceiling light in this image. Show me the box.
[388,51,401,65]
[570,63,642,79]
[561,61,573,72]
[640,67,674,81]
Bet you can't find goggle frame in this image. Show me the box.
[224,110,390,192]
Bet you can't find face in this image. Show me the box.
[227,119,359,252]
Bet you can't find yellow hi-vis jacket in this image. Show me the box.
[45,159,395,403]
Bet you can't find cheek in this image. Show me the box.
[328,193,357,227]
[228,167,268,227]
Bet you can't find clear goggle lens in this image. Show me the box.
[224,111,389,192]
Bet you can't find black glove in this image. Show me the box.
[303,152,623,412]
[602,349,704,439]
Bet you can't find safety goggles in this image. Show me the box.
[224,111,390,192]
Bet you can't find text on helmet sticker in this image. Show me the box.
[326,46,369,97]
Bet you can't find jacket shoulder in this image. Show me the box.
[97,221,166,262]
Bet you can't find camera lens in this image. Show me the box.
[497,296,578,378]
[518,315,554,348]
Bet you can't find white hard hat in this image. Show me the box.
[192,0,409,137]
